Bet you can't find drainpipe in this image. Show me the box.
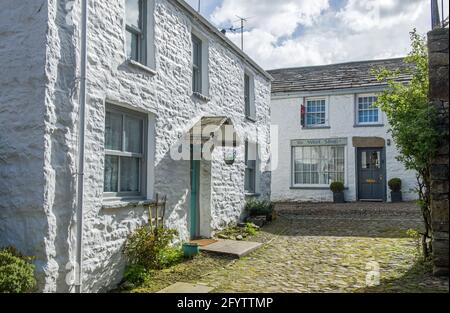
[75,0,88,293]
[431,0,441,29]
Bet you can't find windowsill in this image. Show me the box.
[245,116,257,123]
[126,59,157,76]
[302,126,331,130]
[192,92,211,102]
[290,186,349,190]
[245,192,261,197]
[353,124,384,128]
[102,198,155,210]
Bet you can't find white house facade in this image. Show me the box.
[0,0,272,292]
[269,59,418,203]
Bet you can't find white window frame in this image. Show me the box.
[291,144,347,188]
[356,93,383,126]
[103,103,153,200]
[191,29,209,97]
[304,97,329,128]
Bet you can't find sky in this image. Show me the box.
[185,0,449,70]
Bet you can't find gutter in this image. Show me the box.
[75,0,88,293]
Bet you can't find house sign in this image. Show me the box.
[291,138,348,147]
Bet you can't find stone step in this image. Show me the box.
[199,239,262,258]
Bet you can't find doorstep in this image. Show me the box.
[199,239,263,258]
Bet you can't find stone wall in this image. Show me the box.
[0,0,272,292]
[428,27,449,276]
[0,0,53,290]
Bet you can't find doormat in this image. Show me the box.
[189,239,218,247]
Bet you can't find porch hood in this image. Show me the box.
[188,116,240,146]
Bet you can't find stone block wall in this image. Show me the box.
[428,27,449,276]
[1,0,272,292]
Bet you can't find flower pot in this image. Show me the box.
[391,191,403,203]
[182,243,199,258]
[333,192,345,203]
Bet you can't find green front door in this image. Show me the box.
[190,158,200,239]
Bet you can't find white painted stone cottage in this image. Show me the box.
[0,0,272,292]
[269,59,418,203]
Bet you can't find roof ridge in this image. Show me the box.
[268,57,407,73]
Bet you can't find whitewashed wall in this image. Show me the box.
[0,0,271,292]
[270,93,418,203]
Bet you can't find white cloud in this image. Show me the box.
[211,0,329,37]
[208,0,434,70]
[337,0,426,31]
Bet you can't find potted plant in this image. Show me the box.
[389,178,403,203]
[182,242,199,258]
[330,182,345,203]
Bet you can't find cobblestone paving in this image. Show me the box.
[196,202,449,293]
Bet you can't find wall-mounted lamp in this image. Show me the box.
[387,139,391,146]
[224,148,237,165]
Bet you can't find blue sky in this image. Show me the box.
[184,0,449,70]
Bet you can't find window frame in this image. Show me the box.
[291,144,347,188]
[304,97,328,128]
[104,104,148,200]
[125,0,147,65]
[192,34,203,94]
[356,94,383,125]
[244,71,256,120]
[244,140,258,194]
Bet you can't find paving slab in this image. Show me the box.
[157,282,213,293]
[199,239,262,258]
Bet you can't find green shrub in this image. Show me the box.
[0,247,36,293]
[123,265,151,287]
[388,178,402,192]
[245,223,258,236]
[158,246,184,269]
[330,181,345,193]
[245,199,274,217]
[124,226,182,270]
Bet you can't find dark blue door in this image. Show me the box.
[358,148,385,201]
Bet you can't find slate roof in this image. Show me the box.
[268,58,413,94]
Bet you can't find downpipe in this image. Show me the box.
[75,0,88,293]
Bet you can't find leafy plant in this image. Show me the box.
[245,223,258,236]
[246,199,274,217]
[123,264,151,287]
[406,229,425,258]
[330,181,345,193]
[388,178,402,192]
[371,29,441,257]
[0,247,36,293]
[124,226,181,270]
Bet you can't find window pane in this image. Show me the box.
[120,157,140,192]
[192,35,202,93]
[124,116,143,153]
[293,145,345,185]
[245,74,250,116]
[362,151,368,169]
[306,99,326,126]
[126,31,139,61]
[105,111,122,151]
[126,0,141,29]
[192,36,202,67]
[104,155,119,192]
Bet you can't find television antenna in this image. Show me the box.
[221,15,252,51]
